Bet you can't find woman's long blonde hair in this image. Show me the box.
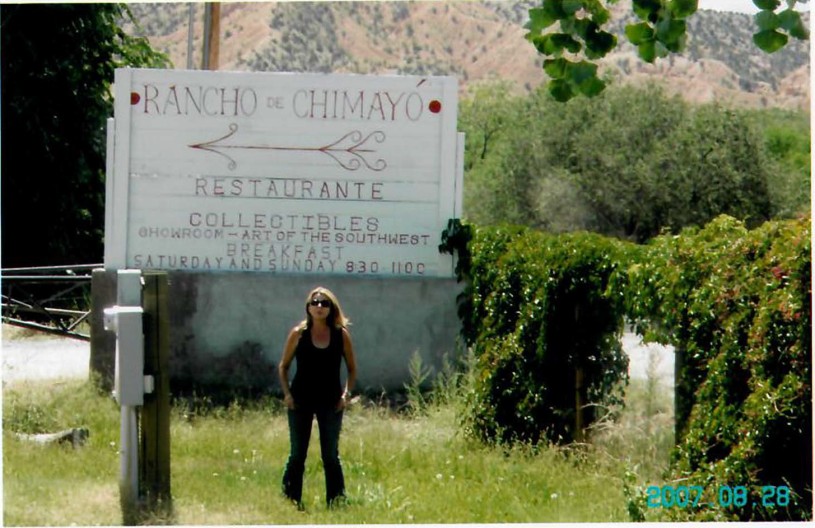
[296,286,350,331]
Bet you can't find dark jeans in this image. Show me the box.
[282,405,345,506]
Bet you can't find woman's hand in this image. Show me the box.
[284,394,296,410]
[335,393,348,412]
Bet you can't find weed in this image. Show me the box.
[403,350,431,416]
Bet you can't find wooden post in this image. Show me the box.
[573,304,585,443]
[140,272,172,514]
[575,367,584,443]
[202,2,220,70]
[90,268,116,392]
[209,3,220,70]
[674,345,688,444]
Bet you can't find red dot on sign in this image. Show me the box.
[130,92,141,105]
[429,100,442,113]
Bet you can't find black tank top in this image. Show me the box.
[290,327,344,408]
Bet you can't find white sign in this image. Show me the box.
[106,68,462,277]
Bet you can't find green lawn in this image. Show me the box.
[3,375,673,525]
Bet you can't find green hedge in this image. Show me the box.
[442,223,632,445]
[442,215,811,521]
[624,215,811,521]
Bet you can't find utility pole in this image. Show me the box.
[186,3,195,69]
[201,2,221,70]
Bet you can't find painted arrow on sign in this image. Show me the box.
[189,123,387,172]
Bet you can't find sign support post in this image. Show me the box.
[103,270,171,524]
[140,272,172,514]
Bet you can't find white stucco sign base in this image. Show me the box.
[106,68,462,277]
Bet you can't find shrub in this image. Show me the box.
[443,224,632,445]
[624,215,811,521]
[443,214,811,521]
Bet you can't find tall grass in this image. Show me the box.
[3,354,674,525]
[587,348,676,522]
[3,378,121,525]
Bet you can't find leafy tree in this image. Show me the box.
[459,81,536,226]
[460,83,776,242]
[459,79,517,169]
[746,108,811,218]
[1,3,169,268]
[525,0,810,101]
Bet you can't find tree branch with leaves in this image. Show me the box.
[524,0,810,101]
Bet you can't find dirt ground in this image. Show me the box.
[2,325,91,383]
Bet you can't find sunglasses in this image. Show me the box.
[309,299,331,308]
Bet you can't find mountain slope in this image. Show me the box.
[125,1,810,110]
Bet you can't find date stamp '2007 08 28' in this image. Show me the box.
[646,484,792,510]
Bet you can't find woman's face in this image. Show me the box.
[308,292,332,321]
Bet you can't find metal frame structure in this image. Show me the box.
[1,264,101,341]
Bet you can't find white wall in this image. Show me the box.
[91,271,463,395]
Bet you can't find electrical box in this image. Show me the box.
[104,269,146,406]
[105,306,145,406]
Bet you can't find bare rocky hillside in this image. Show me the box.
[125,1,810,110]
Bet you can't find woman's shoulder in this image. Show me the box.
[288,324,308,340]
[329,325,349,342]
[338,326,352,345]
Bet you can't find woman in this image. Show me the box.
[278,286,357,509]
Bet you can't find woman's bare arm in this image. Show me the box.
[340,327,357,406]
[278,328,300,409]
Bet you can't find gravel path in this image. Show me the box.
[2,333,91,383]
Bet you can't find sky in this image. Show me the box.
[697,0,810,14]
